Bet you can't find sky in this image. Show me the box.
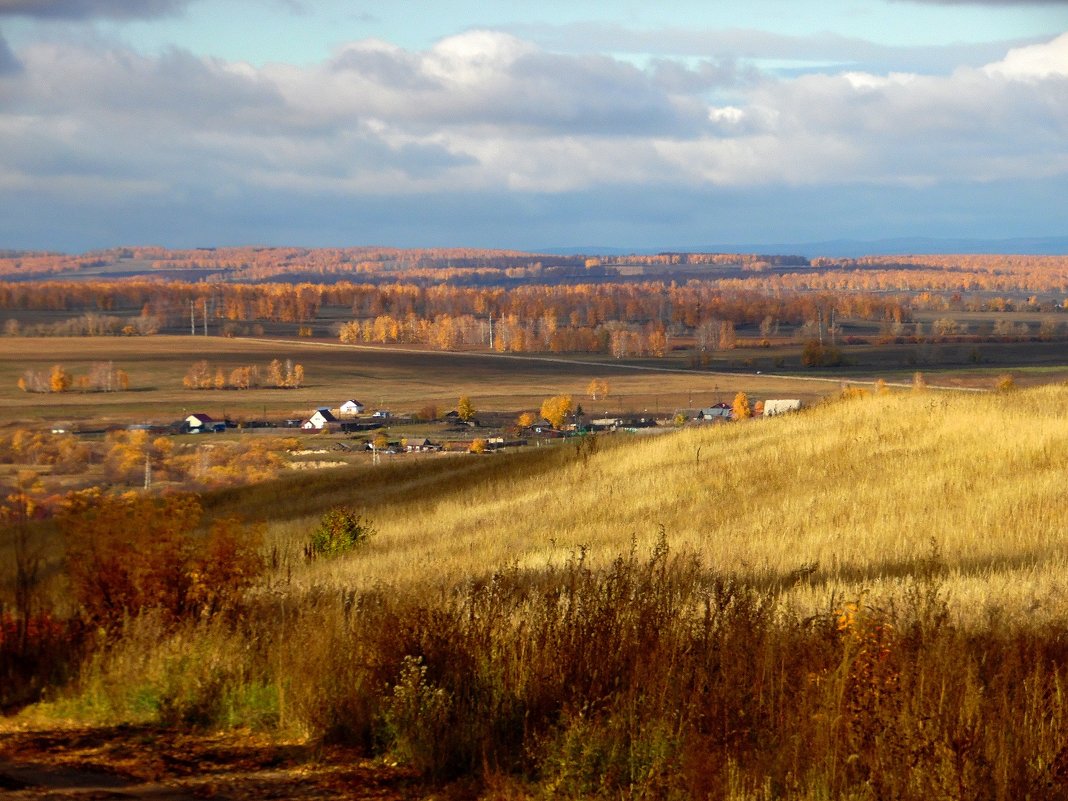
[0,0,1066,253]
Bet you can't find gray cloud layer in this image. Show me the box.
[0,33,20,72]
[0,0,193,19]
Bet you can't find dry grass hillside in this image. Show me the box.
[259,384,1068,625]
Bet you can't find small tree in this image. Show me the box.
[541,395,573,429]
[469,438,487,454]
[49,365,72,393]
[731,392,752,420]
[306,507,375,560]
[912,371,927,393]
[586,378,610,401]
[516,411,536,429]
[457,395,476,422]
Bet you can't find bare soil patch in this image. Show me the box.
[0,725,467,800]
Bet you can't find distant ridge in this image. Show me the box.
[541,236,1068,259]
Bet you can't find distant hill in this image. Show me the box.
[542,236,1068,259]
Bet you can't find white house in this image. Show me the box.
[339,399,365,415]
[185,413,214,432]
[302,408,338,430]
[763,399,802,417]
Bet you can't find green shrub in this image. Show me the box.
[305,507,375,560]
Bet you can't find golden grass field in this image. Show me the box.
[228,382,1067,626]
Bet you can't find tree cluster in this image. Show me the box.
[18,362,129,393]
[182,359,303,390]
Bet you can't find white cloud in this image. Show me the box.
[983,31,1068,79]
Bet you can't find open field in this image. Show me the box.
[0,336,854,428]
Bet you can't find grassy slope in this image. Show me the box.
[213,384,1068,623]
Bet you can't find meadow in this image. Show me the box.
[5,382,1068,799]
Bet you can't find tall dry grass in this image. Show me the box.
[46,538,1068,800]
[11,384,1068,798]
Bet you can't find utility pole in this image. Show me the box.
[202,298,208,337]
[190,300,195,335]
[143,454,151,491]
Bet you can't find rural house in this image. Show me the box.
[302,408,338,430]
[700,403,732,420]
[339,399,365,415]
[184,413,216,433]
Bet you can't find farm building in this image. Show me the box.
[339,399,365,415]
[700,403,732,420]
[302,408,338,430]
[764,399,803,416]
[406,437,441,453]
[183,413,222,433]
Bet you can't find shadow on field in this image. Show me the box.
[760,547,1054,594]
[201,442,571,524]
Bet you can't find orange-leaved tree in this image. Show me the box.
[731,392,752,420]
[458,395,476,422]
[49,365,72,393]
[541,394,574,428]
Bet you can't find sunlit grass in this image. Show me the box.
[238,384,1068,625]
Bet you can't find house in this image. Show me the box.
[405,437,441,453]
[302,408,338,430]
[590,417,622,431]
[339,399,365,415]
[763,399,802,417]
[184,413,214,433]
[700,403,732,420]
[371,409,392,419]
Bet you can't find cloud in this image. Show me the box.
[0,33,21,73]
[0,0,194,19]
[509,22,1047,76]
[983,31,1068,78]
[0,29,1066,249]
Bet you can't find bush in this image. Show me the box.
[58,489,264,630]
[306,507,375,560]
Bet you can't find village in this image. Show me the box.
[170,395,805,455]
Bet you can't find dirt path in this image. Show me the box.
[0,725,461,800]
[244,337,990,392]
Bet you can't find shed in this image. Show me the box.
[763,399,803,417]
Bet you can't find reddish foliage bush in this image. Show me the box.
[57,489,264,630]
